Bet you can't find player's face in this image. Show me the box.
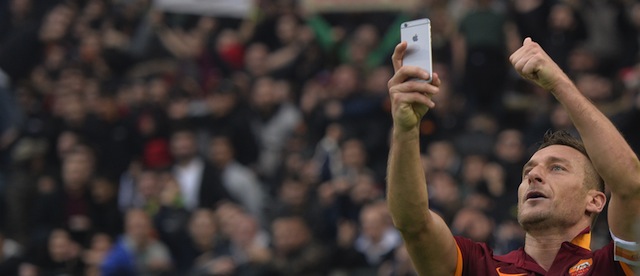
[517,145,591,231]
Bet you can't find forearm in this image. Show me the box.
[386,127,431,232]
[552,77,640,195]
[387,127,459,275]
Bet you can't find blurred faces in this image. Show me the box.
[79,32,102,62]
[350,173,381,204]
[495,129,525,164]
[341,138,367,169]
[276,14,300,45]
[39,4,74,42]
[10,0,32,16]
[359,203,390,243]
[272,217,311,255]
[189,209,218,249]
[90,177,116,204]
[125,209,153,248]
[278,178,308,208]
[215,202,245,239]
[170,130,198,163]
[208,136,235,167]
[57,92,87,125]
[427,141,458,172]
[244,43,269,77]
[147,77,170,105]
[331,65,359,99]
[429,171,461,209]
[550,104,572,130]
[57,131,80,159]
[549,3,576,31]
[48,229,78,262]
[251,77,277,112]
[348,24,378,65]
[62,146,95,191]
[228,215,259,248]
[207,89,237,117]
[137,170,161,200]
[575,73,613,102]
[452,208,493,242]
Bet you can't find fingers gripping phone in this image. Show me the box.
[400,18,433,83]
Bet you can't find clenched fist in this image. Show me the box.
[509,37,570,92]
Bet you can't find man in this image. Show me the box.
[208,135,266,220]
[101,209,173,276]
[386,37,640,275]
[169,127,232,210]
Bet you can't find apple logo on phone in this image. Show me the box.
[412,34,418,42]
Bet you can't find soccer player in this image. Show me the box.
[386,37,640,275]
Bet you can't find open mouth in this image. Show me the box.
[526,191,547,200]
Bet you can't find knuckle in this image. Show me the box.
[387,79,395,89]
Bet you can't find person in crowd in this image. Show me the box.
[30,144,96,244]
[453,0,520,115]
[100,208,173,276]
[175,208,230,274]
[266,215,330,275]
[82,232,113,276]
[88,176,122,237]
[249,76,302,181]
[353,201,402,269]
[200,79,258,167]
[169,127,232,210]
[208,134,266,220]
[0,230,22,275]
[20,228,85,276]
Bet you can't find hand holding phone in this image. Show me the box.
[400,18,433,82]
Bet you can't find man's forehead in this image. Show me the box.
[527,145,588,165]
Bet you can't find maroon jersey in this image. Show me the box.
[453,229,635,276]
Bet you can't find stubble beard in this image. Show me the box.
[518,207,555,232]
[518,207,578,233]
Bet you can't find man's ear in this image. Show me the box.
[586,190,607,214]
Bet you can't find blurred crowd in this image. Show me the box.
[0,0,639,275]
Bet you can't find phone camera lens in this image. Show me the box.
[404,23,408,27]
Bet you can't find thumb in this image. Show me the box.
[523,37,533,45]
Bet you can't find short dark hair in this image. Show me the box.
[537,130,604,192]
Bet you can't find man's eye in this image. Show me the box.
[551,165,564,171]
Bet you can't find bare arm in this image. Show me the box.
[510,38,640,241]
[386,42,459,275]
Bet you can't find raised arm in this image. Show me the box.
[386,42,458,275]
[510,38,640,241]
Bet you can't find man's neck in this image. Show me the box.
[523,223,590,271]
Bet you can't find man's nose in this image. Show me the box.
[527,167,544,184]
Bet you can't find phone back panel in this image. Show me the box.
[401,18,432,81]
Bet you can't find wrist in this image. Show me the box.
[549,76,577,98]
[392,126,421,142]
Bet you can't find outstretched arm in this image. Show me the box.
[386,42,458,275]
[510,38,640,241]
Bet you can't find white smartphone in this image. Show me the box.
[400,18,432,82]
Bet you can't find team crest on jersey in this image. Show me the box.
[568,258,592,276]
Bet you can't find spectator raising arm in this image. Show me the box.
[386,41,458,275]
[510,37,640,242]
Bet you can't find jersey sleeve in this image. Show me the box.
[611,231,640,268]
[591,241,636,276]
[454,236,496,276]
